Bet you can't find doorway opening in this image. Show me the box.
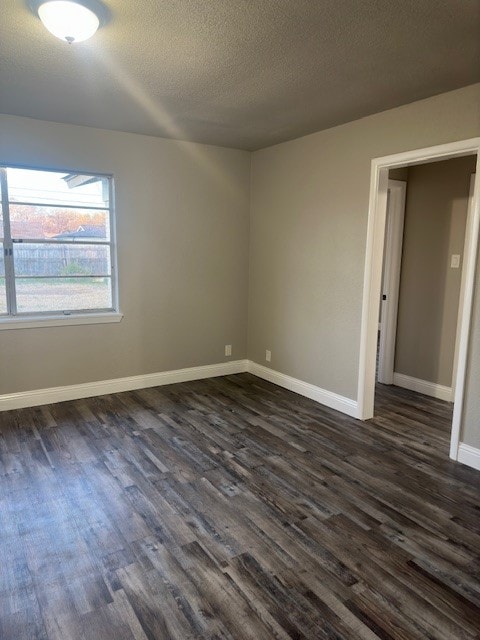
[358,138,480,464]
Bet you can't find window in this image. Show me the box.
[0,165,119,325]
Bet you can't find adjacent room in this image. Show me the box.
[1,1,479,639]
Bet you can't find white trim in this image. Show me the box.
[0,312,124,330]
[248,361,359,418]
[0,358,361,417]
[457,443,480,471]
[451,175,475,397]
[365,139,479,170]
[392,372,452,402]
[450,166,480,460]
[0,360,249,411]
[357,162,389,420]
[377,180,406,384]
[0,162,119,325]
[357,137,480,466]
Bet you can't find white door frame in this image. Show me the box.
[377,180,407,384]
[357,138,480,463]
[452,174,476,398]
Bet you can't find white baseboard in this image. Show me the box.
[393,372,453,402]
[0,359,360,418]
[0,360,249,412]
[457,443,480,471]
[4,359,477,472]
[247,361,359,418]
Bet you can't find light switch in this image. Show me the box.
[451,254,461,269]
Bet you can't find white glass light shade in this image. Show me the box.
[38,1,100,43]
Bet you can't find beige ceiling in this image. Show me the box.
[1,0,479,150]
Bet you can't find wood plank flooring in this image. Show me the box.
[0,373,479,639]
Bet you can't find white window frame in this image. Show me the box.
[0,163,122,330]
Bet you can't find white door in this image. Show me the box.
[377,180,407,384]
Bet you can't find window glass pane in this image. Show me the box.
[6,168,109,208]
[0,166,117,318]
[14,243,111,277]
[9,204,109,241]
[15,277,112,313]
[0,245,6,314]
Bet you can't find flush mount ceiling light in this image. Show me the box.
[29,0,109,43]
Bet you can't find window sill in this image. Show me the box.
[0,312,124,331]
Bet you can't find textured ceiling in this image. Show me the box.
[1,0,479,150]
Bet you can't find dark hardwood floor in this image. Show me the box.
[1,373,479,639]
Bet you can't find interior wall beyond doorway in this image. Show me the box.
[393,156,476,390]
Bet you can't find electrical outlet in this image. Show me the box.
[265,350,271,362]
[225,344,232,357]
[451,254,461,269]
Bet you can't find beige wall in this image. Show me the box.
[0,115,250,394]
[394,157,475,387]
[248,83,480,410]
